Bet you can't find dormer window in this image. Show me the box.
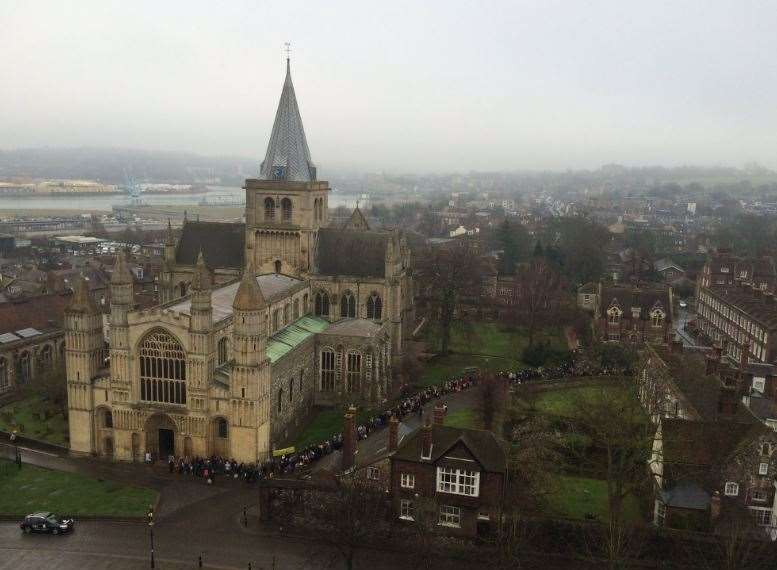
[651,309,665,328]
[608,307,622,324]
[631,307,641,319]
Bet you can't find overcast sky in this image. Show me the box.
[2,1,776,173]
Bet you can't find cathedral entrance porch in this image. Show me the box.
[144,414,177,461]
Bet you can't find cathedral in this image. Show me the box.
[64,59,415,463]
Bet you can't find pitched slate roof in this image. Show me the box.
[259,59,316,182]
[601,283,671,320]
[175,221,245,269]
[393,425,507,473]
[314,228,388,278]
[266,316,329,363]
[0,293,71,335]
[661,419,764,468]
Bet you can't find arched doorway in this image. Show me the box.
[144,414,177,460]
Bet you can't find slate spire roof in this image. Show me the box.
[111,250,134,285]
[259,58,316,182]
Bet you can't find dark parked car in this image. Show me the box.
[20,513,74,534]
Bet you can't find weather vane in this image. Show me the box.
[284,42,291,61]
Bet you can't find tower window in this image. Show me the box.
[264,197,276,221]
[346,353,361,393]
[217,337,228,365]
[281,198,292,222]
[320,350,335,391]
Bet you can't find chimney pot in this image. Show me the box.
[433,404,446,426]
[342,405,357,471]
[388,415,399,452]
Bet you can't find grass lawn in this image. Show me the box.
[0,394,68,446]
[443,409,480,429]
[515,383,629,418]
[424,321,567,360]
[0,461,157,517]
[293,406,379,449]
[417,353,519,387]
[546,474,642,523]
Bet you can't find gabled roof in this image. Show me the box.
[175,221,245,269]
[392,425,507,473]
[342,207,370,231]
[259,59,316,182]
[314,228,389,278]
[0,293,71,335]
[661,419,765,468]
[655,258,685,273]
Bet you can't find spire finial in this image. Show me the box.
[285,42,291,70]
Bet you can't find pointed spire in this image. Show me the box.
[259,59,316,182]
[68,275,99,314]
[233,262,266,310]
[192,250,212,291]
[111,250,134,285]
[165,218,175,245]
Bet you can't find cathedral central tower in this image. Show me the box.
[244,58,330,276]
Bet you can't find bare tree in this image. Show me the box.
[302,476,392,570]
[570,384,657,568]
[507,257,564,347]
[415,242,488,356]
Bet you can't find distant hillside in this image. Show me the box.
[0,147,257,185]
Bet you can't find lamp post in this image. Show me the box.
[147,506,155,568]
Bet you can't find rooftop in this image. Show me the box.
[167,273,304,321]
[320,318,384,338]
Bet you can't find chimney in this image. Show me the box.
[342,405,357,471]
[388,415,399,452]
[718,385,738,418]
[705,355,718,376]
[433,404,446,426]
[740,342,749,372]
[710,491,721,521]
[420,420,433,459]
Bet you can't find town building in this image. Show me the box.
[64,60,414,464]
[592,282,673,344]
[390,409,507,537]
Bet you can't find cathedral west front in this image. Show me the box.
[64,59,415,463]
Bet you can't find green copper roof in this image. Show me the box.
[266,315,329,363]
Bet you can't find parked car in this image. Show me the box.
[20,513,74,534]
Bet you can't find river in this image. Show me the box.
[0,186,356,212]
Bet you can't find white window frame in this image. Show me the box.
[758,463,769,476]
[436,466,480,497]
[438,505,461,528]
[367,466,381,480]
[725,482,739,497]
[400,473,415,489]
[753,377,766,394]
[400,499,414,521]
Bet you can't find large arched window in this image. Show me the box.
[340,291,356,318]
[303,293,309,314]
[366,293,383,320]
[17,351,30,384]
[281,198,292,222]
[0,358,7,389]
[320,350,335,391]
[264,197,276,221]
[139,329,187,405]
[218,337,228,365]
[347,352,361,393]
[277,389,283,413]
[315,291,330,317]
[102,408,113,428]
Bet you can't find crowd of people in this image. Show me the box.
[161,355,625,485]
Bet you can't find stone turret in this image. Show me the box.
[230,263,271,461]
[65,276,103,455]
[190,251,213,332]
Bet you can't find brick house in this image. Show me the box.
[651,418,777,533]
[389,409,507,537]
[593,282,673,345]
